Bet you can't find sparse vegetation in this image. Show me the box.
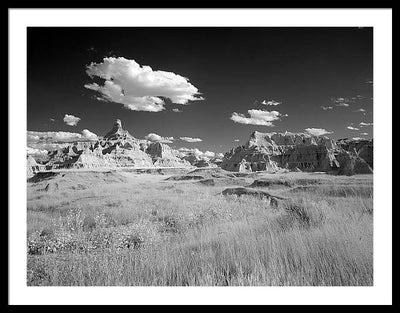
[27,171,373,286]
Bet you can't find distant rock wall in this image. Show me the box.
[221,131,373,175]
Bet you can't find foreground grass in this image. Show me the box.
[27,172,373,286]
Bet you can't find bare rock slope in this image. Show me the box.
[28,119,192,174]
[221,131,372,175]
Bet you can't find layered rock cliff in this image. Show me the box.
[28,120,193,173]
[221,131,373,175]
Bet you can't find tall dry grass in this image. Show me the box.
[27,173,373,286]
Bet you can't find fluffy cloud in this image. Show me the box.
[304,128,333,136]
[347,126,360,131]
[27,147,48,156]
[85,57,204,112]
[230,109,286,126]
[81,129,98,140]
[28,131,83,143]
[331,97,351,107]
[178,147,203,157]
[28,142,69,152]
[203,151,215,158]
[180,137,203,143]
[145,133,174,143]
[178,147,218,160]
[27,129,98,143]
[359,122,373,127]
[172,108,182,113]
[63,114,81,126]
[321,106,333,110]
[262,100,281,106]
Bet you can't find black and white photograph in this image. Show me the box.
[8,8,392,305]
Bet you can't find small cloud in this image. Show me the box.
[354,108,366,112]
[304,128,333,136]
[49,118,56,122]
[27,129,97,143]
[234,139,240,142]
[230,109,286,126]
[63,114,81,126]
[321,106,333,110]
[172,108,182,113]
[352,137,365,141]
[347,126,360,131]
[178,147,218,160]
[145,133,174,143]
[365,80,373,84]
[27,147,48,156]
[331,97,353,107]
[359,122,373,127]
[203,151,215,158]
[179,136,203,143]
[262,100,281,106]
[360,132,368,136]
[81,129,98,140]
[336,103,350,107]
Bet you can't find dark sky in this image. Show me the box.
[27,27,373,154]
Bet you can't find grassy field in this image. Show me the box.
[26,169,373,286]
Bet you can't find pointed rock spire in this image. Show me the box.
[103,119,132,140]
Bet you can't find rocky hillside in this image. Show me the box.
[27,119,192,177]
[221,131,373,175]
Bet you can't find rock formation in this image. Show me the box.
[29,119,193,173]
[27,155,45,178]
[221,131,373,175]
[146,142,192,168]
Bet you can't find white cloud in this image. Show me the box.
[335,102,350,107]
[331,97,352,107]
[359,122,373,127]
[304,128,333,136]
[262,100,281,106]
[230,109,285,126]
[178,147,218,159]
[49,118,56,122]
[27,147,48,156]
[145,133,174,143]
[172,108,182,113]
[63,114,81,126]
[180,136,203,143]
[347,126,360,131]
[354,108,366,112]
[27,129,98,143]
[178,147,203,157]
[234,139,240,142]
[203,151,215,158]
[27,131,83,143]
[352,137,365,141]
[81,129,98,140]
[85,57,204,112]
[361,132,368,135]
[321,106,333,110]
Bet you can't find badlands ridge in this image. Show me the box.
[27,119,373,178]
